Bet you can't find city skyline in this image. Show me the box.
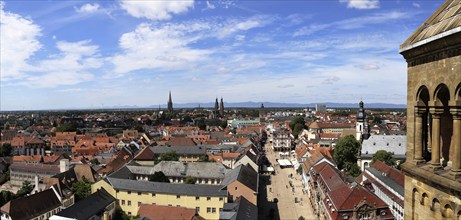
[1,0,443,110]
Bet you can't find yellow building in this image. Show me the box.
[399,0,461,219]
[92,177,228,219]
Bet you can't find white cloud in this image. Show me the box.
[119,0,194,20]
[217,15,272,38]
[412,2,421,8]
[340,0,379,9]
[111,22,211,76]
[206,1,215,10]
[0,2,42,81]
[75,3,100,13]
[294,11,407,36]
[23,40,101,88]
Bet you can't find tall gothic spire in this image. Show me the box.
[167,91,173,114]
[220,97,224,116]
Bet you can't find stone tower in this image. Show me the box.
[356,100,370,141]
[214,98,219,117]
[220,97,224,117]
[167,91,173,115]
[399,0,461,219]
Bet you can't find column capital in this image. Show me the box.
[429,107,444,117]
[450,107,461,119]
[414,107,426,117]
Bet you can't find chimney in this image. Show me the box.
[60,159,70,173]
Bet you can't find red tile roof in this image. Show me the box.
[138,204,197,220]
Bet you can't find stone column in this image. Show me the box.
[414,107,425,163]
[430,108,443,170]
[450,107,461,176]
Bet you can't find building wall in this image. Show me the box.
[92,180,227,219]
[401,21,461,220]
[404,175,461,220]
[227,181,257,205]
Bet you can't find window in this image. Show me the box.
[196,196,200,200]
[127,191,131,195]
[196,207,200,213]
[235,187,238,190]
[152,193,156,197]
[212,208,216,213]
[128,201,131,206]
[219,197,223,201]
[177,195,181,199]
[116,190,119,193]
[207,207,211,213]
[128,212,131,216]
[138,202,141,206]
[138,192,141,195]
[121,200,125,205]
[207,197,211,201]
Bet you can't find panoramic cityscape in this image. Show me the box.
[0,0,460,220]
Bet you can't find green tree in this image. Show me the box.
[159,150,179,161]
[198,154,210,162]
[15,180,33,198]
[289,116,306,139]
[195,118,206,130]
[0,144,12,157]
[333,135,361,170]
[71,178,91,201]
[219,120,228,129]
[148,171,170,183]
[372,150,396,166]
[0,191,13,207]
[347,163,362,177]
[184,176,196,184]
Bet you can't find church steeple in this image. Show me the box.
[356,100,370,141]
[214,97,219,113]
[220,97,224,117]
[167,91,173,115]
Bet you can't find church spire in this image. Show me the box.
[220,97,224,117]
[167,91,173,114]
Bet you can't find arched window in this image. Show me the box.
[416,86,431,161]
[442,204,453,218]
[433,84,452,167]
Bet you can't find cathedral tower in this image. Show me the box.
[400,1,461,219]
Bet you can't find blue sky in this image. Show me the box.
[0,0,443,110]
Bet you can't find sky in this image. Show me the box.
[0,0,443,110]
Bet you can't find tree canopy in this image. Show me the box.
[372,150,396,166]
[71,178,91,201]
[159,150,179,161]
[289,116,307,139]
[184,176,196,184]
[148,171,170,183]
[16,181,33,198]
[333,135,361,170]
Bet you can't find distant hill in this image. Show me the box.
[147,102,406,109]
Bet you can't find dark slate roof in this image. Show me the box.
[106,177,227,197]
[1,188,61,220]
[150,145,206,156]
[219,197,257,220]
[365,165,404,197]
[53,188,115,219]
[109,165,135,179]
[221,164,258,192]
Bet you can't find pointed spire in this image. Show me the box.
[220,97,224,116]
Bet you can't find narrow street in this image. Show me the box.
[259,138,316,220]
